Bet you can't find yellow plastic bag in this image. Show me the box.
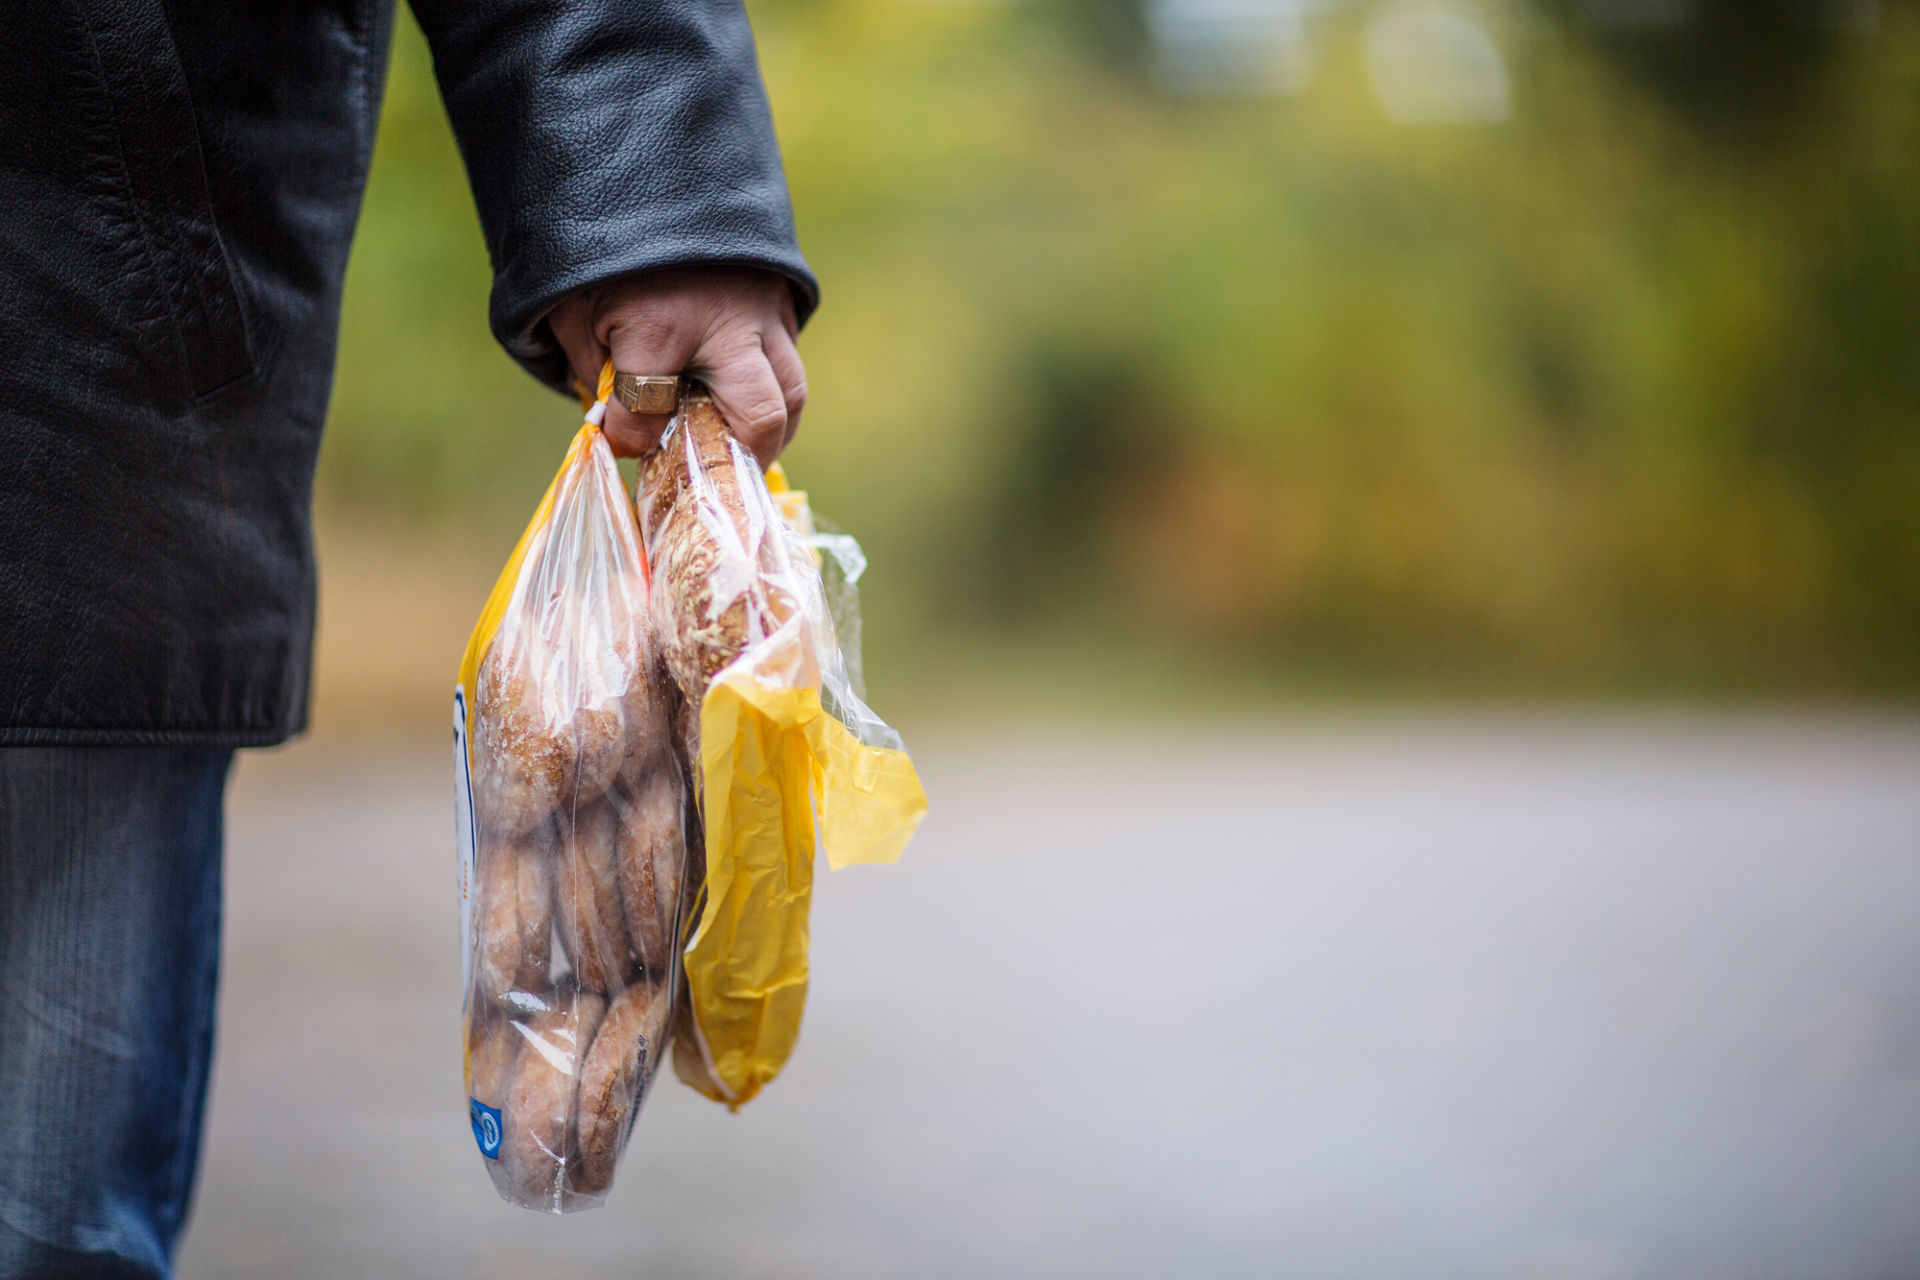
[641,389,927,1107]
[454,368,693,1211]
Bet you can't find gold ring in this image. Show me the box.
[611,373,682,415]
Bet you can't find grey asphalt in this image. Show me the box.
[178,716,1920,1279]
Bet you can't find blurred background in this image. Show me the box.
[310,0,1919,727]
[182,1,1920,1276]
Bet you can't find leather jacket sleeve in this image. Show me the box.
[407,0,818,391]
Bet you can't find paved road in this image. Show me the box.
[179,716,1920,1279]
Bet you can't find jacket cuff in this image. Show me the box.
[410,0,818,396]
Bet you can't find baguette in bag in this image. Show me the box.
[641,387,928,1109]
[454,373,691,1212]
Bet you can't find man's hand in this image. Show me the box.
[547,266,806,466]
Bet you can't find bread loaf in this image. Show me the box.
[570,978,672,1196]
[555,802,633,993]
[648,393,787,702]
[475,821,556,1001]
[501,989,605,1207]
[615,761,686,979]
[474,648,576,838]
[466,1005,521,1112]
[615,649,673,795]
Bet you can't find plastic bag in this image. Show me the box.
[454,371,692,1212]
[640,388,928,1108]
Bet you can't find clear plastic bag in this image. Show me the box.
[640,388,926,1108]
[455,389,692,1212]
[455,373,926,1210]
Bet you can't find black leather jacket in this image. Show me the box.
[0,0,816,746]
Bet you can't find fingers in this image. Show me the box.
[545,267,807,464]
[546,290,609,404]
[703,330,790,469]
[694,286,805,466]
[763,324,808,457]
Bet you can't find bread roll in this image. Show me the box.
[570,978,672,1196]
[466,1007,521,1111]
[475,821,556,1001]
[571,694,625,802]
[501,989,605,1207]
[474,649,576,838]
[555,802,633,993]
[615,647,673,792]
[570,558,661,801]
[615,761,687,979]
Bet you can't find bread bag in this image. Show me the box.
[455,368,692,1211]
[640,387,928,1108]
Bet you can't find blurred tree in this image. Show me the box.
[317,0,1920,706]
[1556,0,1862,148]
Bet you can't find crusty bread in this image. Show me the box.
[474,649,577,838]
[654,500,752,695]
[466,1005,521,1111]
[570,978,671,1196]
[615,645,673,794]
[615,761,686,980]
[502,989,605,1207]
[571,695,625,803]
[475,821,556,1001]
[555,801,634,994]
[647,393,786,702]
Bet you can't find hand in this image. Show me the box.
[547,266,806,466]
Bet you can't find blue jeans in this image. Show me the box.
[0,748,231,1280]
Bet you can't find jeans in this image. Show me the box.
[0,748,232,1280]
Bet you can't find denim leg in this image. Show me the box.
[0,748,232,1280]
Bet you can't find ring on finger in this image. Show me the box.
[611,373,683,415]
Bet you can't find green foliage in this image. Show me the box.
[319,2,1920,698]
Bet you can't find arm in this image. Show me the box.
[408,0,813,461]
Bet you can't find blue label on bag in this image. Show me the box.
[470,1098,502,1159]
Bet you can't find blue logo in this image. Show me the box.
[470,1099,502,1159]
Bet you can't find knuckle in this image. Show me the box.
[734,393,787,440]
[602,303,682,360]
[713,318,766,355]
